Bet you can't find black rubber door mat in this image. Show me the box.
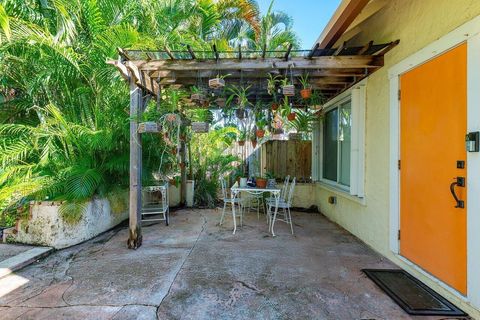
[362,269,467,316]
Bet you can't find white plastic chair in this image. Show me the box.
[219,178,244,227]
[267,177,296,235]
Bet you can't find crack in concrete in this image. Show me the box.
[155,210,207,320]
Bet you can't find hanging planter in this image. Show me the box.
[208,77,225,89]
[256,129,265,138]
[215,97,226,107]
[289,132,303,140]
[287,112,297,121]
[251,139,257,149]
[298,74,312,99]
[191,122,209,133]
[282,84,295,96]
[300,88,312,99]
[271,102,279,111]
[138,122,161,133]
[238,140,245,147]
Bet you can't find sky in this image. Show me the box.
[257,0,342,48]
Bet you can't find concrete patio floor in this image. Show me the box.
[0,209,467,320]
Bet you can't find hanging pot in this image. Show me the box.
[256,129,265,138]
[300,88,312,99]
[236,109,247,119]
[282,85,295,96]
[287,112,296,121]
[251,139,257,149]
[238,140,245,146]
[208,78,225,89]
[215,97,226,107]
[179,162,186,169]
[271,102,279,111]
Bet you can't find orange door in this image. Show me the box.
[400,43,467,295]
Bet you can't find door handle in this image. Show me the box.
[450,177,465,208]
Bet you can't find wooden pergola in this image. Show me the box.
[108,40,399,248]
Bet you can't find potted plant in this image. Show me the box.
[250,136,257,149]
[298,74,312,99]
[287,109,316,140]
[281,96,296,121]
[255,174,268,189]
[308,90,325,110]
[190,86,205,102]
[208,74,229,89]
[255,110,268,138]
[226,85,252,120]
[237,130,247,146]
[281,77,295,97]
[265,171,276,188]
[267,74,281,110]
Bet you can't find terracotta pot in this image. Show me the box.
[287,112,296,121]
[271,103,279,111]
[300,88,312,99]
[251,140,257,149]
[179,162,186,169]
[256,178,267,189]
[256,129,265,138]
[238,140,245,146]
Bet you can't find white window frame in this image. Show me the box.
[317,81,366,198]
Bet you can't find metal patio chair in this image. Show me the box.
[219,178,244,227]
[267,177,296,235]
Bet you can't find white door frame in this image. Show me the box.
[389,15,480,307]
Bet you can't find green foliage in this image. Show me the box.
[287,109,316,133]
[0,0,300,224]
[190,127,239,207]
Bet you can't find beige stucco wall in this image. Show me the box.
[315,0,480,316]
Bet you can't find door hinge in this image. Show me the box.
[398,89,401,101]
[398,230,401,240]
[398,160,401,170]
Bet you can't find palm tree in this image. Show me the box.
[229,0,300,51]
[0,0,267,224]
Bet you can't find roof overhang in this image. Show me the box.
[313,0,370,49]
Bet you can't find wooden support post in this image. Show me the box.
[180,140,187,206]
[127,80,143,249]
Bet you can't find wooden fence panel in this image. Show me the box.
[259,140,312,180]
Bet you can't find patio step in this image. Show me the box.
[0,247,53,279]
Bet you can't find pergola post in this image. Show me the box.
[127,80,143,249]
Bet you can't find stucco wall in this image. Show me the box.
[15,198,128,249]
[315,0,480,316]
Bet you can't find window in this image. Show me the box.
[323,100,352,187]
[312,83,365,198]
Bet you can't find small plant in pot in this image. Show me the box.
[281,77,295,97]
[250,134,257,149]
[265,171,276,188]
[237,130,247,146]
[208,73,230,89]
[254,107,268,138]
[298,74,312,99]
[226,85,252,120]
[267,74,281,110]
[190,86,205,102]
[281,96,296,121]
[255,174,268,189]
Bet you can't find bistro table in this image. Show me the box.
[230,184,282,236]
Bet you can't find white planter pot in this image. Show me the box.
[186,180,195,207]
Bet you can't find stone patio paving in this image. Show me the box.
[0,209,464,320]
